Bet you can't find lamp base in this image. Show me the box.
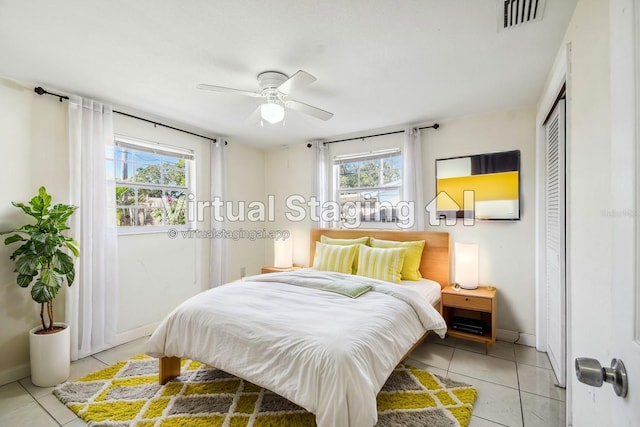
[458,283,479,290]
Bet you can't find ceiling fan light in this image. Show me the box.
[261,103,285,124]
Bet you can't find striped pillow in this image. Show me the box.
[312,242,358,274]
[320,235,370,273]
[356,245,406,283]
[369,238,425,281]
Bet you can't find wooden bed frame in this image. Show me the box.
[159,228,451,384]
[309,228,450,289]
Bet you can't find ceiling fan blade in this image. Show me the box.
[196,84,263,98]
[277,70,317,95]
[244,105,263,125]
[285,99,333,121]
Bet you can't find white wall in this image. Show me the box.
[425,106,537,339]
[264,105,537,337]
[0,77,69,383]
[264,144,315,267]
[224,140,267,279]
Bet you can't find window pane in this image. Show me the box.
[142,207,163,226]
[360,190,379,203]
[138,187,162,199]
[134,158,185,186]
[160,191,186,225]
[132,207,154,226]
[116,187,138,205]
[383,156,402,185]
[141,194,164,208]
[340,163,359,189]
[116,207,135,226]
[379,188,400,204]
[356,160,380,187]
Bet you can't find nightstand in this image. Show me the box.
[440,285,497,350]
[261,266,302,274]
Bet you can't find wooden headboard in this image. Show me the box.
[309,229,451,289]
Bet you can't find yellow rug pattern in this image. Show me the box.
[54,354,477,426]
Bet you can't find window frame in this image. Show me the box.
[109,135,195,234]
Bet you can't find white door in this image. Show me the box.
[571,0,640,424]
[544,99,566,387]
[608,0,640,422]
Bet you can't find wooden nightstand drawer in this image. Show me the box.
[442,293,492,312]
[441,285,496,349]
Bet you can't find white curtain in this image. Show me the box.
[210,139,227,287]
[402,127,425,230]
[66,96,118,360]
[312,141,330,228]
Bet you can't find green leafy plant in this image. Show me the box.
[4,187,80,333]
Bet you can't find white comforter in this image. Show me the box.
[146,269,447,427]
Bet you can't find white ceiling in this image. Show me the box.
[0,0,576,147]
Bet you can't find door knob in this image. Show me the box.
[575,357,628,397]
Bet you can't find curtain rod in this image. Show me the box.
[306,123,439,148]
[34,86,222,144]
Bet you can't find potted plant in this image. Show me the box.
[4,186,79,386]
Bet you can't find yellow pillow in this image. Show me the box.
[312,242,358,274]
[320,235,369,273]
[356,245,406,284]
[369,237,425,281]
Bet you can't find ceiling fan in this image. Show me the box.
[197,70,333,125]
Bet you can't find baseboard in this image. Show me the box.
[496,329,536,347]
[113,322,159,346]
[517,333,536,347]
[496,329,519,343]
[0,362,30,387]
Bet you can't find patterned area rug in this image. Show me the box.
[54,354,477,427]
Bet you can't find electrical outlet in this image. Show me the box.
[240,267,246,278]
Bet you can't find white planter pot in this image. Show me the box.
[29,322,70,387]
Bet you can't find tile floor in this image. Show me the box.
[407,334,566,426]
[0,335,565,426]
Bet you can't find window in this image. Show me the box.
[334,149,402,226]
[107,137,194,230]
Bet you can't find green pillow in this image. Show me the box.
[369,237,425,281]
[356,245,406,284]
[312,242,358,274]
[320,235,369,273]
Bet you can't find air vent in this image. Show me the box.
[498,0,546,30]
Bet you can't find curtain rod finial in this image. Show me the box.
[34,87,45,95]
[433,123,440,129]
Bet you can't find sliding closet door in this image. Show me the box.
[544,99,566,387]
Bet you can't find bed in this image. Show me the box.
[146,228,450,427]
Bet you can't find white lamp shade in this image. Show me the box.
[261,103,285,124]
[455,242,479,289]
[274,237,293,268]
